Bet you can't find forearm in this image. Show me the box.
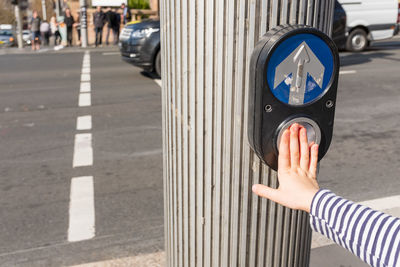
[310,189,400,267]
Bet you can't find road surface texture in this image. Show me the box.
[0,38,399,266]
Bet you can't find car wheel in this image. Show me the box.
[346,28,368,52]
[155,51,161,78]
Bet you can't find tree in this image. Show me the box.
[0,0,16,24]
[128,0,150,9]
[31,0,55,21]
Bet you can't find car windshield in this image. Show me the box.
[0,30,13,36]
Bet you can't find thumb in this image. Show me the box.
[252,184,280,203]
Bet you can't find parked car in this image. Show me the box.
[22,30,31,46]
[119,19,161,77]
[338,0,400,51]
[0,24,15,47]
[117,4,346,78]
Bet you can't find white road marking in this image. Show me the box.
[359,195,400,211]
[73,133,93,167]
[154,79,162,88]
[81,67,91,74]
[80,82,91,93]
[81,73,91,82]
[79,93,91,107]
[68,176,95,242]
[102,52,120,56]
[312,194,400,249]
[76,115,92,131]
[339,70,357,75]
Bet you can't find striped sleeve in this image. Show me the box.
[309,189,400,267]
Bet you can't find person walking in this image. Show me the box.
[29,10,41,51]
[93,6,106,47]
[50,14,61,46]
[64,8,75,46]
[120,3,131,25]
[40,20,50,46]
[252,123,400,267]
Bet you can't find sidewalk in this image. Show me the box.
[0,45,119,56]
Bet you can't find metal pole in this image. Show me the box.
[161,0,336,266]
[14,3,23,49]
[55,0,60,18]
[41,0,46,20]
[79,0,88,47]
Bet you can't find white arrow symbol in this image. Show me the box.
[273,41,325,105]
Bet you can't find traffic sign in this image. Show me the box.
[248,25,339,170]
[268,34,334,106]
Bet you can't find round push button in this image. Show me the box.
[276,117,321,151]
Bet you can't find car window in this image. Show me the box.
[0,30,13,36]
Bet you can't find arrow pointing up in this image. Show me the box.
[273,41,325,105]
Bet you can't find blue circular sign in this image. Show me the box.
[266,33,334,106]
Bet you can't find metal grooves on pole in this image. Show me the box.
[160,0,335,266]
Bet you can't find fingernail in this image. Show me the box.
[252,184,258,192]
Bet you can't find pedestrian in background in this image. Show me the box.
[50,14,61,46]
[93,6,106,47]
[64,8,75,46]
[40,20,50,46]
[120,3,131,24]
[50,13,61,46]
[74,13,81,46]
[29,10,41,51]
[105,7,115,46]
[112,8,121,45]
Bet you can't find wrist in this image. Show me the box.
[304,188,319,213]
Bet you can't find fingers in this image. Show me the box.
[278,129,290,170]
[309,144,319,177]
[299,127,310,169]
[290,124,300,167]
[252,184,281,203]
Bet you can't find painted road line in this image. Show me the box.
[80,82,91,93]
[102,52,120,56]
[73,133,93,167]
[76,115,92,131]
[79,93,91,107]
[81,73,91,82]
[359,195,400,211]
[311,194,400,249]
[154,79,162,88]
[339,70,356,75]
[81,67,91,74]
[68,176,95,242]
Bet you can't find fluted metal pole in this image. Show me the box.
[79,0,88,48]
[161,0,335,266]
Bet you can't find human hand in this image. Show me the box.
[252,123,320,213]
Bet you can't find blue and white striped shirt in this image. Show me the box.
[310,189,400,267]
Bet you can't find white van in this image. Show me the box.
[338,0,399,51]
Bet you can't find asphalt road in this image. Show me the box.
[0,38,399,266]
[0,48,163,266]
